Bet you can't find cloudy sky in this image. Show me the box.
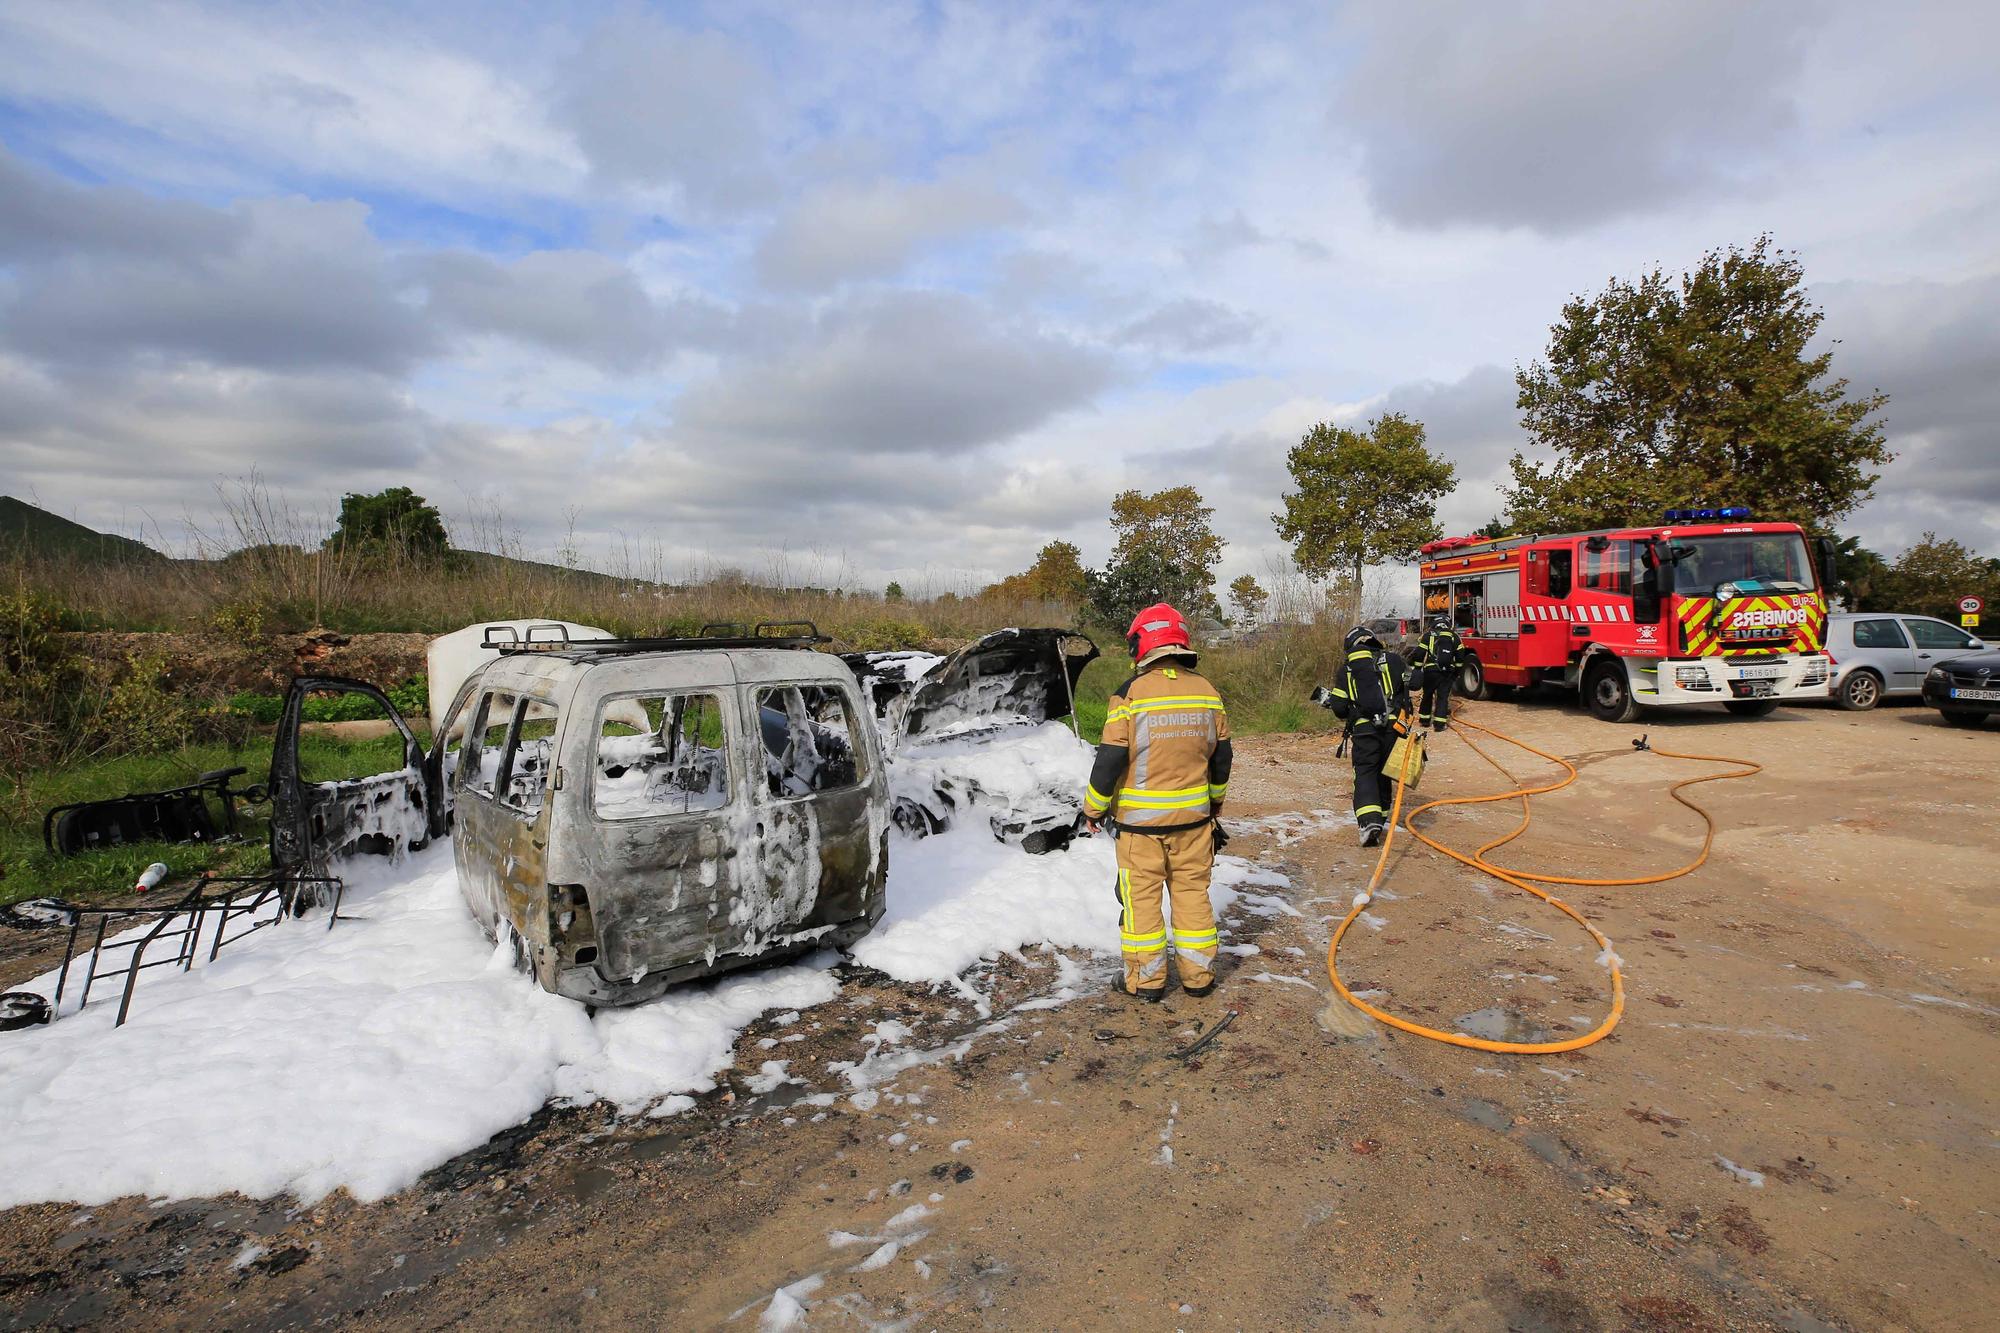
[2,0,1995,596]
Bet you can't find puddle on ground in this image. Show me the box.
[1460,1097,1510,1132]
[1453,1007,1552,1044]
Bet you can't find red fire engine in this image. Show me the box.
[1417,510,1837,722]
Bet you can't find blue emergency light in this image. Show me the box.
[1663,506,1751,522]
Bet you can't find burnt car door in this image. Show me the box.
[268,675,429,876]
[741,673,885,954]
[567,659,746,984]
[447,685,566,952]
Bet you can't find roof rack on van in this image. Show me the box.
[482,621,830,655]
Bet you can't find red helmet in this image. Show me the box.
[1126,602,1192,662]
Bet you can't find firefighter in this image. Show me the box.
[1316,625,1413,847]
[1082,603,1233,1002]
[1410,614,1461,732]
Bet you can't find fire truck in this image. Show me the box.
[1417,509,1838,722]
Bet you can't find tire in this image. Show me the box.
[1583,657,1638,723]
[1458,655,1488,701]
[1,991,52,1031]
[1725,699,1779,717]
[1942,710,1989,729]
[1835,670,1883,711]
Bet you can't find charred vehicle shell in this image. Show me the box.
[435,628,889,1006]
[266,626,889,1008]
[846,628,1099,853]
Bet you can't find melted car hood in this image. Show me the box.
[843,628,1099,747]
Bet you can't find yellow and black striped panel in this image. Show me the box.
[1677,595,1826,658]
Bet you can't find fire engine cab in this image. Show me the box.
[1418,510,1838,722]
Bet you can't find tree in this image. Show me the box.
[1506,236,1890,534]
[1874,533,2000,623]
[1474,516,1509,540]
[1274,412,1456,625]
[1227,574,1267,626]
[986,540,1089,605]
[326,487,448,560]
[1087,486,1226,624]
[884,581,905,602]
[1827,534,1888,610]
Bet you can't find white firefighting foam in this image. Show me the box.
[0,787,1273,1210]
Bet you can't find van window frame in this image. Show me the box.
[755,681,871,804]
[586,687,742,824]
[498,697,561,821]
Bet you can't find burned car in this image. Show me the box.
[265,624,888,1007]
[845,628,1099,853]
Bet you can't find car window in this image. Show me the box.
[1905,618,1975,650]
[461,691,520,800]
[594,692,732,819]
[1583,540,1631,593]
[759,685,866,798]
[502,701,560,819]
[1547,549,1572,599]
[1851,618,1908,649]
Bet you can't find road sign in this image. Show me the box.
[1965,614,1983,628]
[1960,595,1985,615]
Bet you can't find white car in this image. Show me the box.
[1825,612,1986,710]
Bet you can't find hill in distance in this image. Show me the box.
[0,495,163,565]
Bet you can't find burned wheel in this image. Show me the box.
[1,991,52,1031]
[1583,658,1638,723]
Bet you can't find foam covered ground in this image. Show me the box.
[0,749,1281,1209]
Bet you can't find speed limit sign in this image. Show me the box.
[1962,594,1984,627]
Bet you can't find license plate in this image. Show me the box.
[1951,687,2000,702]
[1735,665,1782,680]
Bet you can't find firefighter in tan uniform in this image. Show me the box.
[1082,603,1233,1002]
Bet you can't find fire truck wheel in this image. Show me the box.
[1725,699,1780,717]
[1458,656,1487,700]
[1583,658,1638,723]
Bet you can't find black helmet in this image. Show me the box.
[1344,625,1381,654]
[1430,614,1452,632]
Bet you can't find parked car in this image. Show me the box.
[1366,617,1422,654]
[1824,613,1986,710]
[1921,648,2000,728]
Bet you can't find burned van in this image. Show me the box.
[434,626,890,1006]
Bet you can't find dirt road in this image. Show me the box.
[3,696,1995,1330]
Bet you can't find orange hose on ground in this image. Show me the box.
[1323,714,1761,1054]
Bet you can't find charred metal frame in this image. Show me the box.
[47,873,344,1027]
[43,766,263,856]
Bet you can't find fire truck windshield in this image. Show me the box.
[1669,533,1815,595]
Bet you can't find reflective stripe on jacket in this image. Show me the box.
[1084,663,1231,829]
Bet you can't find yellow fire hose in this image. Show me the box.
[1324,714,1762,1054]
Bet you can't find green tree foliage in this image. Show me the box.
[1506,237,1890,534]
[1828,534,1889,610]
[1474,516,1509,539]
[1085,487,1226,625]
[1274,412,1456,624]
[986,540,1089,605]
[884,581,905,602]
[1874,533,2000,623]
[1228,573,1267,625]
[327,487,449,561]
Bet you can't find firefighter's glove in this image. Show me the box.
[1212,822,1231,852]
